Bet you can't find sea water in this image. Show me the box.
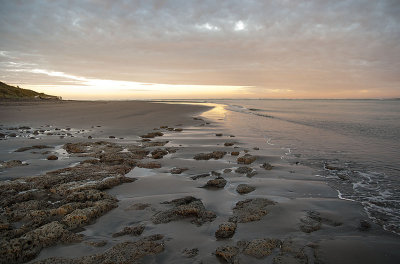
[205,99,400,234]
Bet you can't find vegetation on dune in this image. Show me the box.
[0,81,61,100]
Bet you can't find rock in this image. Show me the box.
[235,166,253,174]
[15,145,51,152]
[236,184,255,194]
[325,164,344,171]
[152,196,216,226]
[194,151,226,160]
[261,162,273,170]
[182,248,199,258]
[190,173,210,180]
[233,198,275,223]
[170,167,188,174]
[151,148,168,159]
[223,169,232,173]
[88,136,92,139]
[174,128,183,132]
[237,154,256,165]
[215,245,239,264]
[273,240,308,264]
[231,151,240,156]
[224,142,235,146]
[108,136,115,139]
[216,133,223,136]
[215,221,237,239]
[47,155,58,160]
[140,132,164,138]
[137,162,161,169]
[238,238,281,258]
[112,224,145,237]
[253,147,259,150]
[203,176,227,189]
[1,160,27,168]
[358,220,371,231]
[0,133,6,138]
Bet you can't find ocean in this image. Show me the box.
[202,99,400,234]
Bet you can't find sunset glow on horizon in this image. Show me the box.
[1,1,399,99]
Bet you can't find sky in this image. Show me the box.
[1,0,400,99]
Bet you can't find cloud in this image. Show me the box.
[0,0,399,98]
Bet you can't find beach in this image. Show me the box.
[0,100,399,264]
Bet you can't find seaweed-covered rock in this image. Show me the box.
[152,196,216,226]
[194,151,226,160]
[224,142,235,146]
[237,154,256,165]
[203,176,227,189]
[233,198,275,223]
[112,224,145,237]
[236,184,255,194]
[231,151,240,156]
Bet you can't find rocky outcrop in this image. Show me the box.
[152,196,216,226]
[233,198,275,223]
[238,238,281,258]
[151,148,168,159]
[299,211,341,233]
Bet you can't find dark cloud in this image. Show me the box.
[0,0,399,98]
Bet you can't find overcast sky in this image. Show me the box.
[1,0,399,99]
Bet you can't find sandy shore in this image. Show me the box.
[0,100,399,264]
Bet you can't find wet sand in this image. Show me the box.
[0,101,399,264]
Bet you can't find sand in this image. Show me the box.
[0,100,399,264]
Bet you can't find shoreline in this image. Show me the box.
[0,100,399,264]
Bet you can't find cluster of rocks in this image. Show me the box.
[215,239,311,264]
[235,166,257,178]
[0,160,27,168]
[0,138,171,263]
[215,217,237,239]
[0,125,90,141]
[152,196,216,226]
[33,234,165,264]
